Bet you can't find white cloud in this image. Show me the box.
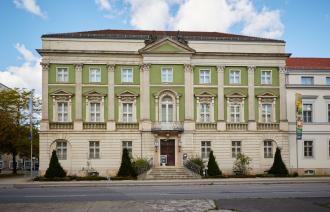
[0,44,41,95]
[13,0,46,18]
[122,0,284,39]
[95,0,112,11]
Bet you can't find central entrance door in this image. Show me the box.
[160,139,175,166]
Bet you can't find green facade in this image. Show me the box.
[82,64,108,85]
[224,66,248,86]
[48,64,75,84]
[150,64,184,85]
[193,66,218,85]
[255,67,279,86]
[114,65,140,85]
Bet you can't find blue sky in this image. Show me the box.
[0,0,329,93]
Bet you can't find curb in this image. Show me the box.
[1,177,330,189]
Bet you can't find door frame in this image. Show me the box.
[156,137,178,167]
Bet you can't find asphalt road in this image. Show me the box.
[0,182,329,203]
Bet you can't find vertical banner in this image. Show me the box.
[295,93,303,140]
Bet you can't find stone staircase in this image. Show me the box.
[143,166,201,180]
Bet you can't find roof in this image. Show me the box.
[41,29,285,43]
[0,83,9,90]
[286,58,330,70]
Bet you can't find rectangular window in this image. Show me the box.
[122,141,132,157]
[161,68,173,83]
[304,140,313,157]
[200,69,210,84]
[230,104,241,123]
[264,140,273,158]
[303,103,313,123]
[200,103,210,122]
[122,103,133,122]
[57,68,69,82]
[56,141,67,160]
[90,103,101,122]
[121,68,133,83]
[89,141,100,159]
[328,104,330,123]
[232,141,241,158]
[328,140,330,157]
[57,102,68,122]
[301,76,314,85]
[261,104,272,123]
[89,68,101,83]
[229,70,241,84]
[261,70,272,84]
[326,77,330,85]
[201,141,211,159]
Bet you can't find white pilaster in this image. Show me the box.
[107,64,116,131]
[74,64,83,130]
[40,62,49,130]
[217,65,226,131]
[184,64,195,130]
[279,67,288,131]
[140,64,151,131]
[248,66,257,130]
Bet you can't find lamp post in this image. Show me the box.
[29,89,34,178]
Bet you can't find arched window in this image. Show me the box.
[161,95,174,122]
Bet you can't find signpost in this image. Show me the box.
[295,93,303,174]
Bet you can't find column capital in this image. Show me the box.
[40,62,49,71]
[75,63,83,71]
[216,65,225,73]
[248,66,256,73]
[140,63,150,72]
[279,66,287,74]
[107,64,115,72]
[184,64,193,72]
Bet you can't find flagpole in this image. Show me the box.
[30,89,34,178]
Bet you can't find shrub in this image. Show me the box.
[268,147,289,176]
[207,151,222,177]
[117,148,136,177]
[233,153,252,176]
[44,150,66,178]
[132,157,150,175]
[188,156,204,175]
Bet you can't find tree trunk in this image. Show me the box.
[12,151,17,175]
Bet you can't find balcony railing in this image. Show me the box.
[257,122,279,130]
[151,122,184,133]
[196,122,217,130]
[83,122,106,130]
[226,123,248,131]
[116,122,139,129]
[49,122,73,129]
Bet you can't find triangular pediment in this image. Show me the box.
[117,90,139,97]
[195,91,216,97]
[139,37,195,54]
[83,90,106,97]
[49,89,73,96]
[226,92,246,98]
[256,92,277,98]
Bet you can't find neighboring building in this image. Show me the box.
[286,58,330,175]
[37,29,290,176]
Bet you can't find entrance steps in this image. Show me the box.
[143,167,201,180]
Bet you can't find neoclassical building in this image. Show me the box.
[38,29,290,176]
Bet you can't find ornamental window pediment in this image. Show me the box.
[256,92,277,123]
[195,91,216,123]
[117,90,138,123]
[226,92,246,123]
[84,90,106,123]
[154,89,180,122]
[50,90,73,122]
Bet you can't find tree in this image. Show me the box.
[268,147,289,176]
[45,150,66,178]
[0,88,41,174]
[233,153,252,176]
[207,151,222,177]
[117,148,136,177]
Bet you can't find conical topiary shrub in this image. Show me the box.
[268,147,289,176]
[117,148,136,177]
[207,151,222,177]
[45,150,66,178]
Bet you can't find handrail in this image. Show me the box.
[183,160,202,176]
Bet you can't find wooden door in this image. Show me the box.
[160,139,175,166]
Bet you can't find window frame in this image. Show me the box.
[301,76,314,85]
[121,67,133,83]
[57,102,69,122]
[328,104,330,123]
[90,102,101,122]
[122,141,133,158]
[261,70,272,85]
[122,102,133,123]
[56,67,69,83]
[230,103,241,123]
[229,69,241,84]
[232,141,241,158]
[302,103,313,123]
[89,141,100,159]
[201,141,211,159]
[89,67,101,83]
[264,140,273,158]
[56,141,67,160]
[161,67,174,83]
[261,103,273,123]
[303,140,314,158]
[326,77,330,85]
[199,69,211,84]
[200,103,211,123]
